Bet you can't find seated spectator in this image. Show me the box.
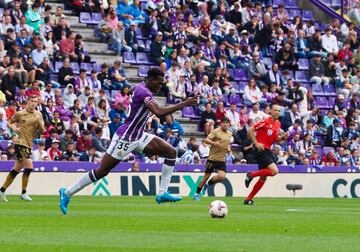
[333,94,347,113]
[74,69,90,94]
[97,63,112,89]
[300,133,314,157]
[59,31,77,62]
[309,54,329,86]
[309,149,320,165]
[62,142,77,161]
[295,29,310,59]
[47,139,62,160]
[109,102,127,123]
[16,29,31,49]
[106,8,119,30]
[112,21,131,55]
[308,29,328,58]
[0,110,9,140]
[96,98,110,121]
[109,113,123,138]
[199,103,216,136]
[1,66,22,102]
[60,129,74,151]
[50,111,65,135]
[92,126,107,154]
[248,51,267,85]
[77,130,92,155]
[31,40,47,66]
[338,41,353,63]
[94,19,112,43]
[53,17,70,42]
[164,128,180,149]
[117,0,132,26]
[325,118,343,148]
[75,34,91,63]
[58,57,74,87]
[63,84,77,108]
[287,118,303,141]
[336,146,351,166]
[125,21,144,52]
[55,96,72,121]
[214,101,226,126]
[243,78,266,106]
[15,14,32,36]
[25,3,44,35]
[248,102,268,122]
[160,114,184,139]
[109,60,128,90]
[79,146,101,162]
[130,0,146,24]
[169,73,187,103]
[275,42,298,71]
[150,32,165,65]
[25,81,41,97]
[321,27,339,56]
[265,63,282,87]
[32,141,49,161]
[321,150,337,166]
[210,80,223,104]
[342,121,360,142]
[350,149,360,167]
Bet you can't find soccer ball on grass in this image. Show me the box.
[208,200,228,218]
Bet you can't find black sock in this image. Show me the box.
[208,179,215,186]
[22,190,26,194]
[196,186,202,194]
[0,187,5,192]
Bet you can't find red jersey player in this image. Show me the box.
[244,104,288,205]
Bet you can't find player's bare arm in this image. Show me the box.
[146,96,198,117]
[248,126,264,151]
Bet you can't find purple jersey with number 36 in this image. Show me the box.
[116,82,154,141]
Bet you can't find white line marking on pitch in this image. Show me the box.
[286,209,360,215]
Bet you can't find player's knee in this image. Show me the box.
[165,147,177,159]
[218,173,226,181]
[271,168,279,176]
[260,176,267,181]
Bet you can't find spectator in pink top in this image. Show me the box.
[59,31,77,62]
[114,86,131,110]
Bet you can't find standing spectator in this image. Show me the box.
[309,54,329,86]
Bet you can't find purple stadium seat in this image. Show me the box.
[314,146,323,158]
[328,97,336,107]
[81,63,92,74]
[80,12,92,24]
[231,81,239,92]
[323,147,335,155]
[123,52,137,64]
[92,63,101,72]
[323,84,336,96]
[136,28,148,40]
[312,83,324,95]
[54,61,63,73]
[145,40,152,50]
[228,69,234,78]
[262,57,273,69]
[138,39,145,48]
[332,0,341,7]
[136,52,152,65]
[295,71,308,82]
[138,65,149,77]
[70,62,80,74]
[304,83,311,91]
[229,94,241,106]
[238,82,248,93]
[302,10,313,21]
[91,13,102,24]
[289,9,301,20]
[222,95,229,106]
[182,106,200,119]
[234,69,247,81]
[273,0,285,7]
[322,0,331,4]
[285,0,298,8]
[0,140,8,151]
[316,96,329,108]
[298,59,309,70]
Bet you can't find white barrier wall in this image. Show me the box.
[1,172,360,198]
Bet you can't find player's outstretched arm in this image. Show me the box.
[147,96,198,117]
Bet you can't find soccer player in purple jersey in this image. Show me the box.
[59,68,198,214]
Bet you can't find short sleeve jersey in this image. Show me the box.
[253,116,281,150]
[207,128,233,162]
[10,109,45,148]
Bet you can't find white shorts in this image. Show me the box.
[106,132,155,160]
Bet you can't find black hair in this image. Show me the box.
[147,68,164,79]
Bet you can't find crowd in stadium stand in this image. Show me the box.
[0,0,359,168]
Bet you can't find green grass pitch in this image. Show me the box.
[0,196,359,252]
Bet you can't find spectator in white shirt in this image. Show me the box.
[248,102,268,122]
[226,102,241,134]
[0,16,14,35]
[164,62,181,87]
[321,28,339,56]
[32,142,50,161]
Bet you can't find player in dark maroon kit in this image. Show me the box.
[244,104,288,205]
